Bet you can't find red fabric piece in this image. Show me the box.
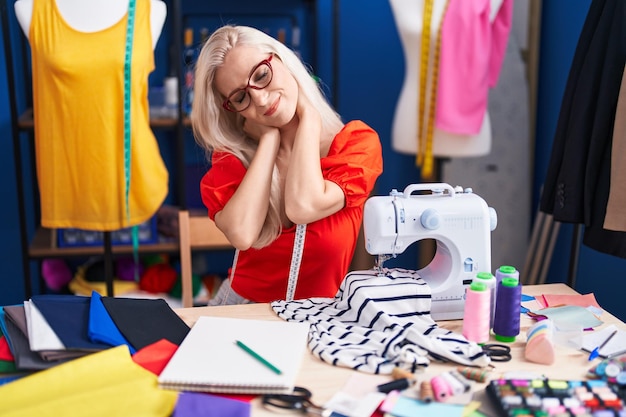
[139,263,178,294]
[132,339,256,402]
[131,338,179,375]
[200,121,383,302]
[0,336,14,361]
[535,293,601,309]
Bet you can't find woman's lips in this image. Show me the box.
[264,97,279,116]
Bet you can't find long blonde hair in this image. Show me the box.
[192,25,343,248]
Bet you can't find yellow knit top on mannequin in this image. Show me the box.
[29,0,168,230]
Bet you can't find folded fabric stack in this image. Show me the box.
[0,292,190,372]
[0,292,200,417]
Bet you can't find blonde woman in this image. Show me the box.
[192,25,383,304]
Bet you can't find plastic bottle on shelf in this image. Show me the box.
[199,27,209,45]
[183,28,195,117]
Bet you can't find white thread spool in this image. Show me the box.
[495,265,519,289]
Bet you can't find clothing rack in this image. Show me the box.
[1,0,33,298]
[521,207,581,289]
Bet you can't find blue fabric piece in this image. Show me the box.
[88,291,136,354]
[30,294,109,351]
[0,308,14,354]
[0,375,23,386]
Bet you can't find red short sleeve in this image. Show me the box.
[200,152,246,220]
[322,121,383,207]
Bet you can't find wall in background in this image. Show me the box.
[1,0,625,321]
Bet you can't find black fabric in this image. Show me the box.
[539,0,626,257]
[100,297,190,351]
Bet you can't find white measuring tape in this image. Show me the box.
[285,223,307,301]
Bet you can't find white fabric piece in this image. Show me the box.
[271,268,490,374]
[25,300,65,352]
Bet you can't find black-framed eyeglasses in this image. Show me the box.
[222,55,274,112]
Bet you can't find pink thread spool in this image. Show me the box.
[473,271,497,328]
[431,374,453,402]
[462,281,491,344]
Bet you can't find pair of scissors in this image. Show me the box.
[262,386,345,416]
[482,343,512,362]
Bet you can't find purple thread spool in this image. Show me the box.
[493,277,521,342]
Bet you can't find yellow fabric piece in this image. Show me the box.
[29,0,168,230]
[0,346,177,417]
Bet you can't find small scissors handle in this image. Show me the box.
[483,343,512,362]
[262,386,328,415]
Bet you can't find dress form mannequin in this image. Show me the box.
[389,0,504,159]
[15,0,166,49]
[14,0,168,297]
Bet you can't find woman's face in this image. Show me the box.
[215,45,298,126]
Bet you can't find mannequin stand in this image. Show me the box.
[103,232,114,296]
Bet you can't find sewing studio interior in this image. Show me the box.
[1,1,625,416]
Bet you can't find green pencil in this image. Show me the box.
[235,340,282,375]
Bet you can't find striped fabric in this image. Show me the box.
[271,268,490,374]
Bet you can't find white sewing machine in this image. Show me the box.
[363,183,497,321]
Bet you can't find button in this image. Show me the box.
[604,362,621,378]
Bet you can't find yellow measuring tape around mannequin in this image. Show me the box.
[417,0,450,179]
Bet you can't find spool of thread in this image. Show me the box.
[419,380,434,403]
[493,277,522,342]
[449,370,472,393]
[391,367,414,380]
[376,377,416,393]
[431,374,453,402]
[462,281,491,344]
[473,271,497,327]
[440,371,465,396]
[457,366,491,383]
[495,265,519,288]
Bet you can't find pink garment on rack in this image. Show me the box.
[435,0,513,135]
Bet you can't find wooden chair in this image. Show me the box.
[178,210,232,308]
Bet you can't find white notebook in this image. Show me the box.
[158,316,310,394]
[581,324,626,358]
